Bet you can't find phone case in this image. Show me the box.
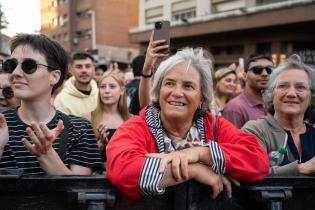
[153,20,170,48]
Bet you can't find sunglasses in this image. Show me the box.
[1,86,14,99]
[2,58,57,74]
[248,66,273,75]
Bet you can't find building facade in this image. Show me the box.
[40,0,139,65]
[130,0,315,68]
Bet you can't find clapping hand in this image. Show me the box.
[97,122,110,150]
[22,120,64,156]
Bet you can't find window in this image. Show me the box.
[145,6,163,24]
[75,12,82,21]
[62,14,68,26]
[256,0,287,6]
[172,9,196,21]
[64,33,69,41]
[85,29,92,39]
[52,18,58,27]
[172,0,196,21]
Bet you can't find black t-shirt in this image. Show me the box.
[0,108,103,175]
[126,79,141,115]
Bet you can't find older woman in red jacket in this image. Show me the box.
[106,47,269,199]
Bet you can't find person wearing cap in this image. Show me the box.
[212,68,237,115]
[223,53,273,128]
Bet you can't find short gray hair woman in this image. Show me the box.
[263,55,315,120]
[243,54,315,175]
[106,47,269,199]
[151,47,214,114]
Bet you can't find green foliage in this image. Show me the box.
[0,4,8,30]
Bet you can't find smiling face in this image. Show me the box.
[71,58,95,85]
[273,69,311,117]
[9,45,60,101]
[216,73,237,97]
[159,63,203,123]
[99,76,123,107]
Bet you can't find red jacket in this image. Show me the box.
[106,108,269,199]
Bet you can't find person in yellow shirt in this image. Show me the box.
[54,51,98,116]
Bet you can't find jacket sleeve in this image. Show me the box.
[208,114,269,181]
[106,117,164,199]
[242,121,300,176]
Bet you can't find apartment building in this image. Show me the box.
[130,0,315,68]
[40,0,139,65]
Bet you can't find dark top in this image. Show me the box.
[281,123,315,166]
[126,79,141,115]
[101,128,116,162]
[0,108,103,175]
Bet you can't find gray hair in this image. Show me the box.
[151,47,214,114]
[263,54,315,119]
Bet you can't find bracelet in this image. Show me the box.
[140,72,153,78]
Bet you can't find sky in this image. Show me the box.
[1,0,41,37]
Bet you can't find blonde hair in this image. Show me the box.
[91,71,131,138]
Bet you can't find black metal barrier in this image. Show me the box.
[1,173,315,210]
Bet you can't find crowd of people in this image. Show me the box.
[0,31,315,200]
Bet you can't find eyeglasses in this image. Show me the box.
[248,66,273,75]
[276,83,310,94]
[2,58,57,74]
[1,86,14,99]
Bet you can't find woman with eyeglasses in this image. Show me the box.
[0,72,20,113]
[0,34,102,175]
[242,55,315,175]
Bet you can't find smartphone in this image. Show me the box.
[153,20,170,53]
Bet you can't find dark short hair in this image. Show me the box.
[244,53,272,71]
[96,64,108,72]
[71,51,94,63]
[131,55,145,76]
[10,33,69,94]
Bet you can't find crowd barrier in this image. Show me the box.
[0,170,314,210]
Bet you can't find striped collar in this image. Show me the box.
[144,105,206,153]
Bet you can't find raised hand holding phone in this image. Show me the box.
[143,21,170,76]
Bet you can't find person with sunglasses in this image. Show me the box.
[0,72,20,113]
[223,53,273,128]
[242,55,315,175]
[0,34,102,175]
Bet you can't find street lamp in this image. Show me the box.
[87,10,96,50]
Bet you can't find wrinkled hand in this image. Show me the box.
[298,156,315,174]
[143,30,169,73]
[0,113,9,149]
[146,151,189,181]
[191,164,224,199]
[22,120,64,156]
[221,175,240,198]
[96,122,110,150]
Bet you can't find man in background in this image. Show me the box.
[54,51,98,116]
[223,53,273,128]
